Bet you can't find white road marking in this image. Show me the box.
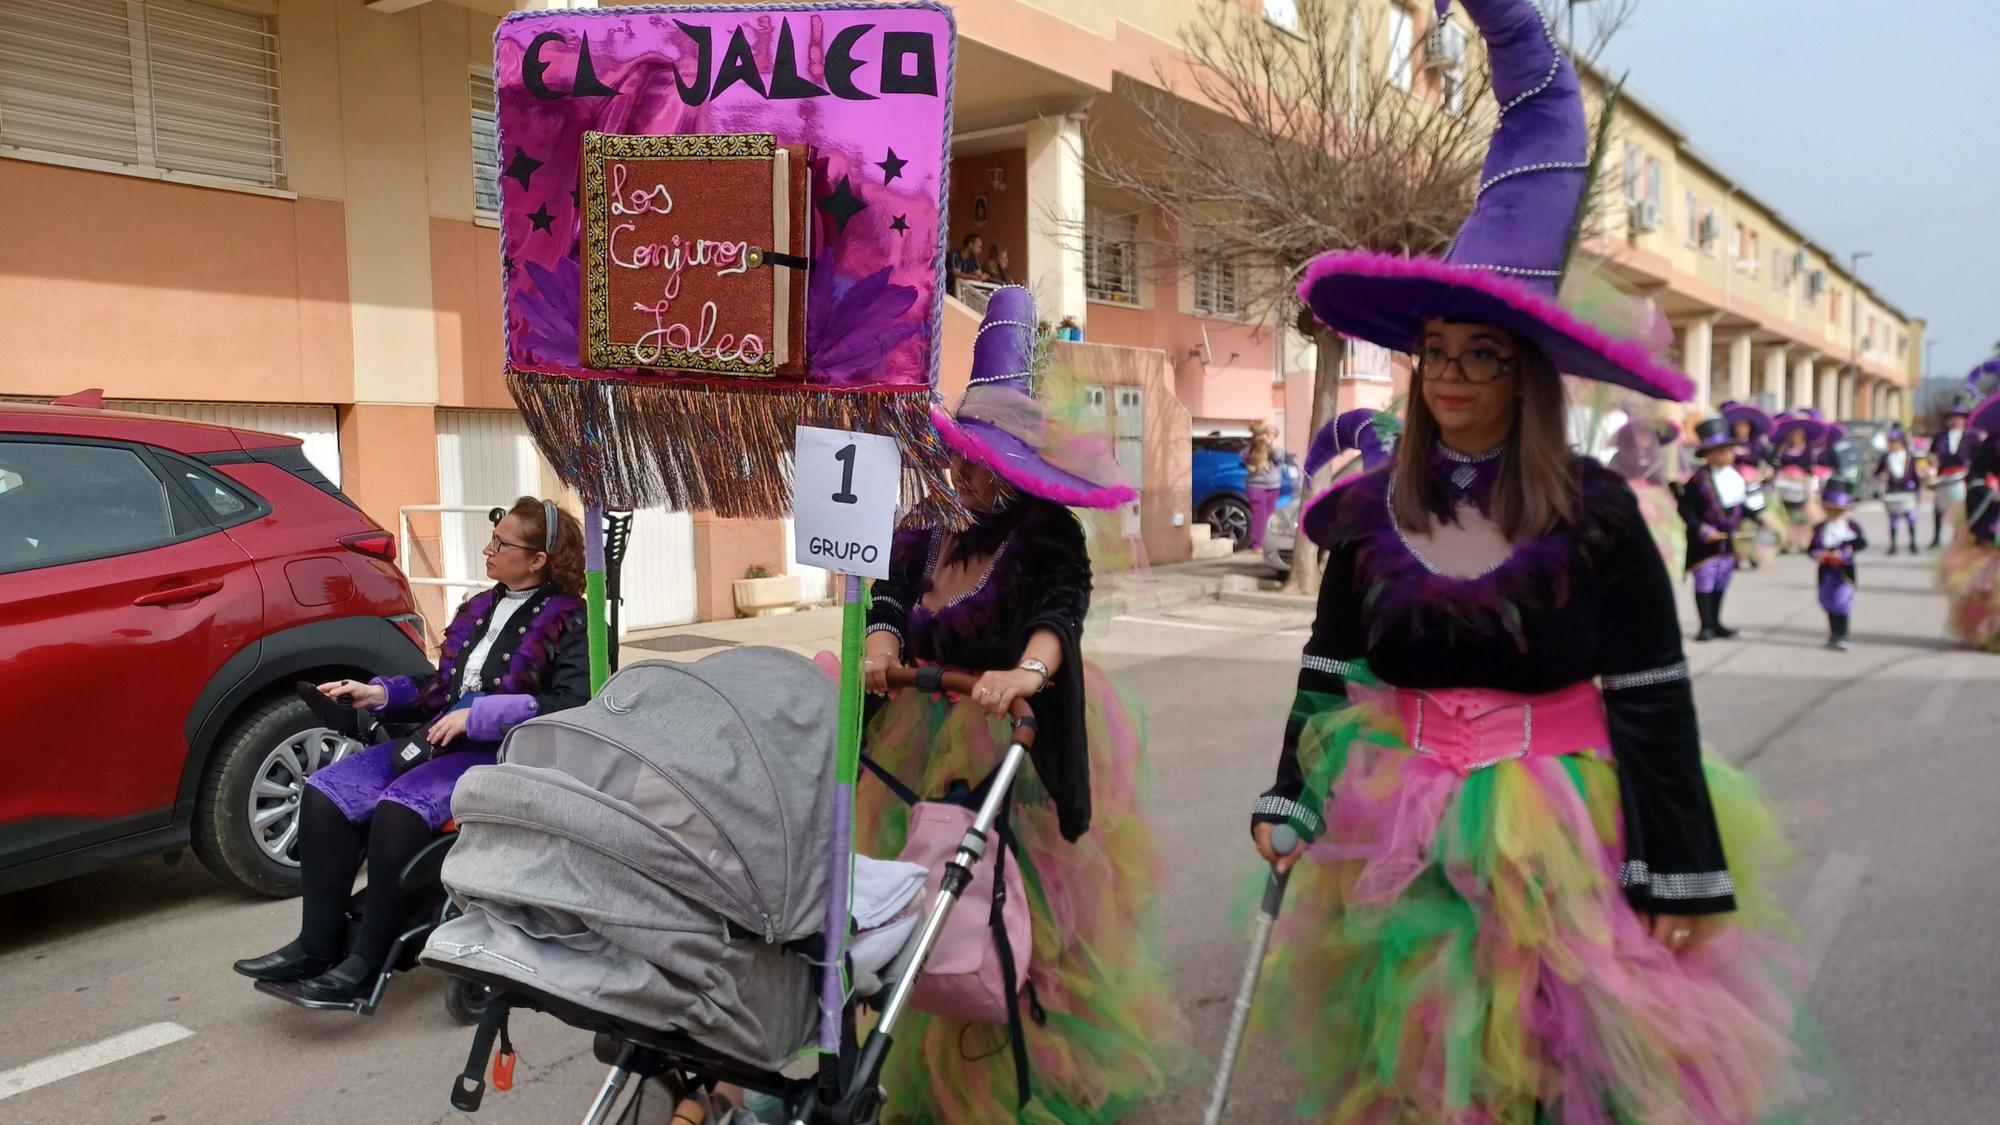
[0,1022,194,1101]
[1916,676,1961,728]
[1797,852,1870,979]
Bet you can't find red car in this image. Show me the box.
[0,399,431,896]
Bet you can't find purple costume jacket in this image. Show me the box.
[1676,465,1743,574]
[1810,517,1866,615]
[306,583,589,828]
[1875,450,1920,494]
[1932,428,1974,476]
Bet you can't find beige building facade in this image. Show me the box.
[0,0,1922,627]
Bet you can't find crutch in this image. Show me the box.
[1203,824,1299,1125]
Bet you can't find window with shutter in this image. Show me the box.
[470,70,499,218]
[1387,6,1413,93]
[0,0,283,188]
[1194,258,1241,318]
[1084,208,1139,305]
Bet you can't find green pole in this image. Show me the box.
[584,505,610,694]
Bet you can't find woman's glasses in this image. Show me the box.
[1416,345,1517,384]
[486,536,538,555]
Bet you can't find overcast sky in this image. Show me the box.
[1598,0,2000,382]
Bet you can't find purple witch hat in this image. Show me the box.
[931,287,1136,509]
[1970,391,2000,436]
[1304,408,1401,481]
[1771,414,1827,450]
[1822,482,1855,509]
[1607,416,1679,480]
[1965,357,2000,400]
[1298,0,1692,402]
[1719,400,1773,440]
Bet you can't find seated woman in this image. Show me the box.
[234,497,589,1004]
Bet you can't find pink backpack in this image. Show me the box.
[894,799,1031,1024]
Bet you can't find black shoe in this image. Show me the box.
[1714,624,1739,639]
[266,957,376,1005]
[1695,627,1717,642]
[234,942,337,983]
[1888,545,1899,556]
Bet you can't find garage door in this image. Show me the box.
[436,410,697,631]
[114,401,342,486]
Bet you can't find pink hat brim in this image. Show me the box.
[933,408,1138,510]
[1300,251,1694,403]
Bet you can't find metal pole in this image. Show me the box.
[1849,250,1873,422]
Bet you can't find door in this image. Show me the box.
[437,411,698,631]
[784,518,830,603]
[1114,387,1145,540]
[0,439,259,863]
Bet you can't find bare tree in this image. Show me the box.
[1087,0,1635,592]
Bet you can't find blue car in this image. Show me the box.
[1193,435,1298,550]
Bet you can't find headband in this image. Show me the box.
[490,500,561,555]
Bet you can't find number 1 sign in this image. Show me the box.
[793,426,901,580]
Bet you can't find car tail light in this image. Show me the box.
[341,531,397,562]
[390,614,429,652]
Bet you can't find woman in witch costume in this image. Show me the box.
[1928,394,1976,549]
[857,286,1181,1122]
[1246,2,1809,1120]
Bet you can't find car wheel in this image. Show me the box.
[1200,496,1252,550]
[192,696,364,897]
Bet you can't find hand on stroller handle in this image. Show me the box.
[878,666,1039,736]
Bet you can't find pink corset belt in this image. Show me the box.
[1391,681,1609,777]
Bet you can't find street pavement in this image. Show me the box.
[4,504,1996,1123]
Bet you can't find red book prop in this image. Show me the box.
[581,132,810,377]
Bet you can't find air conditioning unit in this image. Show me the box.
[1698,213,1721,245]
[1792,249,1809,273]
[1629,200,1661,233]
[1424,23,1468,69]
[1806,270,1827,298]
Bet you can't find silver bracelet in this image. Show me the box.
[1018,658,1051,693]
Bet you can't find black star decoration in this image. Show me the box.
[875,148,907,184]
[528,203,556,233]
[815,175,867,235]
[502,255,515,276]
[503,147,542,191]
[890,214,909,235]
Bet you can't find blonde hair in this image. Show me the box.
[1391,340,1577,540]
[1245,433,1275,474]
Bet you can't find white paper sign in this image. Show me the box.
[792,426,901,580]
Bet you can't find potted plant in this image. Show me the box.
[733,564,802,617]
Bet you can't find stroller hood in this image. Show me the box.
[490,649,837,941]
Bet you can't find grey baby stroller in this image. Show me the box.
[424,648,1037,1124]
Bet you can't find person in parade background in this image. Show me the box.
[1929,395,1975,549]
[1875,427,1924,554]
[1607,415,1685,579]
[1811,483,1868,651]
[1720,400,1777,568]
[1938,393,2000,652]
[1769,414,1827,555]
[1679,418,1749,642]
[1244,0,1811,1118]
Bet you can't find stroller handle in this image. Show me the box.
[880,666,1038,744]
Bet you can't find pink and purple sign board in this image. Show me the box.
[495,3,957,519]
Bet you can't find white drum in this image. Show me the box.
[1775,476,1810,506]
[1744,486,1768,513]
[1935,479,1968,513]
[1883,490,1920,515]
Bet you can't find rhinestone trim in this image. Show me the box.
[1602,661,1690,691]
[1620,860,1735,900]
[1437,443,1505,464]
[1302,655,1365,679]
[866,623,904,644]
[1253,794,1324,837]
[870,593,905,614]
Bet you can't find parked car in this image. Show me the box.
[0,400,431,897]
[1193,433,1299,550]
[1835,420,1889,500]
[1262,456,1367,575]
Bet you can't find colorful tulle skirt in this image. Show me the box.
[856,662,1183,1123]
[1257,683,1812,1124]
[1629,480,1685,581]
[1937,527,2000,652]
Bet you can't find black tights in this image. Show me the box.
[297,787,436,973]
